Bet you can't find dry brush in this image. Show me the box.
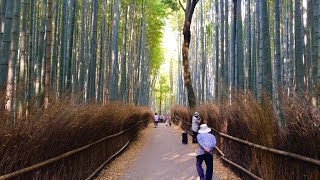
[172,92,319,179]
[0,99,152,179]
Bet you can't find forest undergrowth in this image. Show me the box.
[172,92,320,179]
[0,92,152,179]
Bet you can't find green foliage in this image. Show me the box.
[161,0,179,11]
[168,9,184,32]
[154,74,170,112]
[206,24,211,37]
[157,75,170,94]
[145,0,169,76]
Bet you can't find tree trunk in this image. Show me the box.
[261,0,272,98]
[71,25,78,102]
[0,0,13,87]
[138,17,146,105]
[98,0,107,102]
[283,0,289,94]
[236,0,244,90]
[254,0,259,98]
[34,0,47,108]
[66,0,77,92]
[11,0,21,117]
[18,0,28,117]
[215,0,219,101]
[194,13,199,101]
[295,0,304,95]
[224,0,229,100]
[87,0,98,101]
[314,0,320,103]
[180,0,199,109]
[26,0,36,107]
[248,0,252,91]
[127,2,136,104]
[220,0,224,101]
[79,0,86,102]
[120,5,128,102]
[110,0,121,101]
[230,1,236,95]
[0,0,7,63]
[289,0,294,96]
[50,0,59,96]
[304,0,312,95]
[58,0,67,95]
[257,0,263,101]
[44,0,53,109]
[6,0,21,115]
[275,0,281,88]
[177,11,183,105]
[200,0,206,103]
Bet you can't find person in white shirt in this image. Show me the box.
[154,113,159,128]
[191,112,201,143]
[160,115,164,123]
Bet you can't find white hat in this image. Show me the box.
[198,124,211,134]
[194,112,200,117]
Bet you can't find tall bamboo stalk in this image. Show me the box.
[6,0,21,115]
[98,0,107,102]
[87,0,98,101]
[120,5,128,102]
[58,0,67,96]
[66,0,76,92]
[295,0,304,95]
[0,0,13,87]
[44,0,53,109]
[109,0,121,101]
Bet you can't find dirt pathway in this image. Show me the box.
[97,123,239,180]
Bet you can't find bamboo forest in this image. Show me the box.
[0,0,319,179]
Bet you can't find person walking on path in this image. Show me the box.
[154,113,159,128]
[160,114,164,123]
[191,112,201,143]
[196,124,216,180]
[165,114,170,126]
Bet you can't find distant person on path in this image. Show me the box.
[160,115,164,123]
[154,113,159,128]
[191,112,201,143]
[165,114,170,126]
[196,124,216,180]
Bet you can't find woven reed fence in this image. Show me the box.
[0,117,150,180]
[172,113,320,180]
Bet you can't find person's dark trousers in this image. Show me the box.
[192,131,198,143]
[196,154,213,180]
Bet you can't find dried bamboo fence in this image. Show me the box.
[172,115,320,180]
[0,118,150,180]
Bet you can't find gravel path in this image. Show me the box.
[97,123,240,180]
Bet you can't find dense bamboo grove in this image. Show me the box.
[0,0,171,122]
[171,1,320,177]
[175,0,320,113]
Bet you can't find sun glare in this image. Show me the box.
[161,19,178,74]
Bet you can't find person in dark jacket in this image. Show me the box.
[191,112,201,143]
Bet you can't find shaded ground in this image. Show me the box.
[97,123,240,180]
